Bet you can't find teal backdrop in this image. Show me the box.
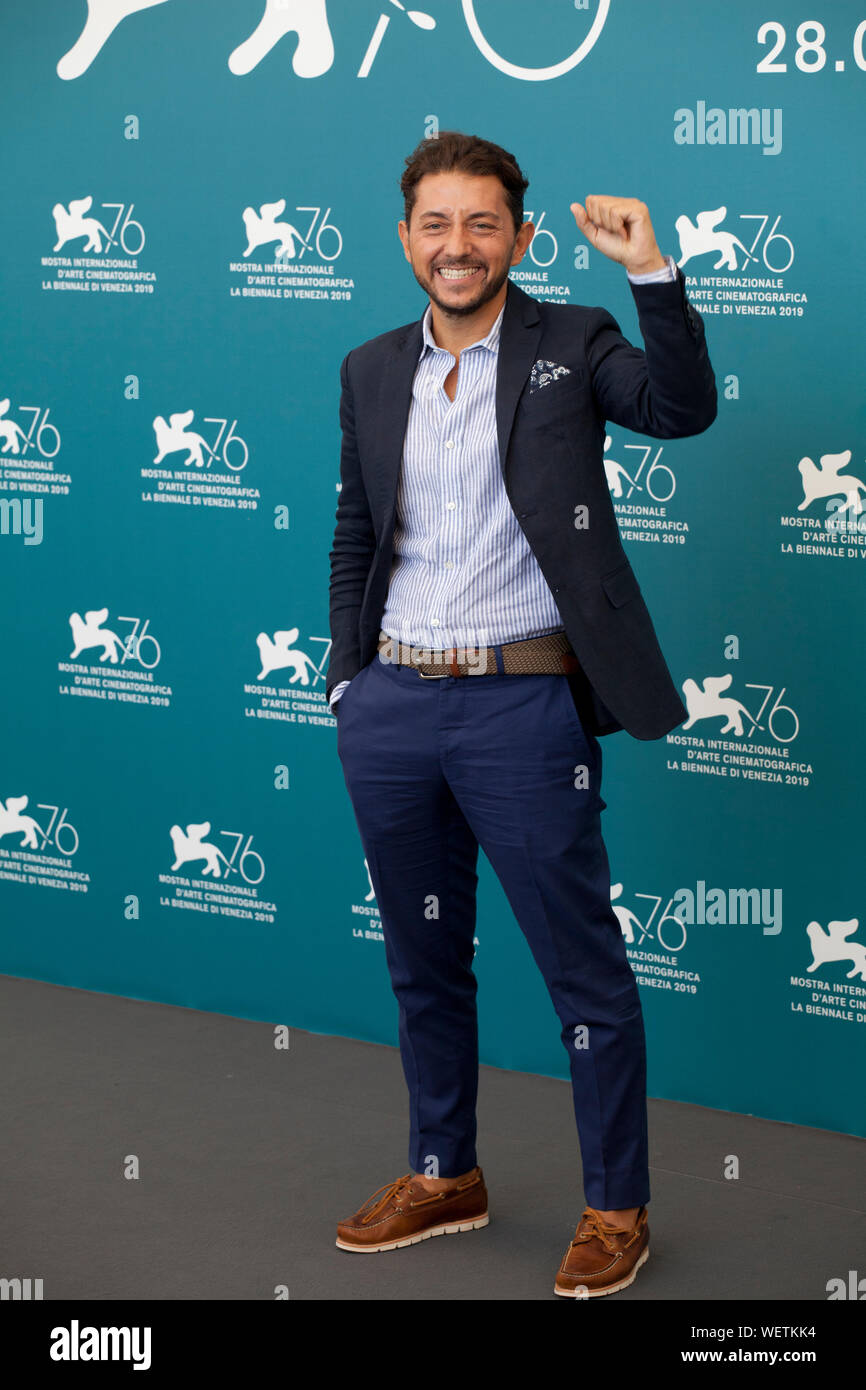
[2,1,864,1138]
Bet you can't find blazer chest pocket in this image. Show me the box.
[523,367,587,411]
[601,562,641,608]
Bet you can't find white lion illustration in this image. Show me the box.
[169,822,232,878]
[676,207,750,271]
[242,200,309,259]
[681,674,751,736]
[610,883,641,944]
[57,0,170,81]
[0,400,27,455]
[603,435,629,498]
[256,628,321,683]
[152,410,215,468]
[0,795,42,848]
[806,919,866,982]
[69,608,123,662]
[52,196,115,253]
[228,0,335,78]
[797,450,866,516]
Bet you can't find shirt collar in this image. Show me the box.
[419,299,505,360]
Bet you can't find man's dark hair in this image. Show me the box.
[400,131,529,236]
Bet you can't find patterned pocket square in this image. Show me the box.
[528,359,572,395]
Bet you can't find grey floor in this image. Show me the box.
[1,974,862,1301]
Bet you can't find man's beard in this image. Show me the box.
[413,258,511,318]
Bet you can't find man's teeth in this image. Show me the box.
[438,266,480,279]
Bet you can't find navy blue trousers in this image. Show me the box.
[336,647,650,1209]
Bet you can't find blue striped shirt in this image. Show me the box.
[330,257,677,709]
[378,298,565,654]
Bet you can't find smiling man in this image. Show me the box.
[326,132,716,1298]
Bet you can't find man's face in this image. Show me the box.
[398,171,533,317]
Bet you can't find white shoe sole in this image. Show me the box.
[554,1244,649,1298]
[336,1212,489,1252]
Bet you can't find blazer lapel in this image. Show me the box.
[496,279,542,480]
[374,279,542,524]
[376,317,423,527]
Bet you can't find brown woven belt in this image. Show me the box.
[376,630,580,679]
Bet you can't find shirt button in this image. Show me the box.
[445,440,455,449]
[445,561,454,569]
[446,501,457,510]
[431,618,440,627]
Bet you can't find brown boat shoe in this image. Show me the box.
[336,1167,489,1252]
[554,1204,650,1298]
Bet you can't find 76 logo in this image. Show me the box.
[605,438,676,502]
[0,796,80,856]
[0,403,61,458]
[242,200,343,262]
[729,214,794,273]
[52,199,145,255]
[68,608,162,669]
[522,211,559,267]
[677,208,795,274]
[682,674,800,741]
[278,206,342,261]
[611,883,687,952]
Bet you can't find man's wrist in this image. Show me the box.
[627,253,677,285]
[627,251,667,277]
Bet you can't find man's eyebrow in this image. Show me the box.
[417,209,504,220]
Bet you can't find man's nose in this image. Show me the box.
[442,224,475,259]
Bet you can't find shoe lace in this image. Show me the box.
[358,1169,480,1224]
[572,1208,627,1254]
[359,1173,414,1225]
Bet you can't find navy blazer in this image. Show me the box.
[326,273,717,740]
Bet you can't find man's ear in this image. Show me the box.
[397,219,412,262]
[510,220,535,267]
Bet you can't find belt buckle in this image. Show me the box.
[415,646,463,679]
